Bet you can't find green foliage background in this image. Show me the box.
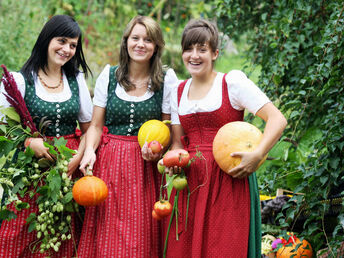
[217,0,344,253]
[1,0,344,254]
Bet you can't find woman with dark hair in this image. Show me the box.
[77,15,179,257]
[164,19,287,257]
[0,14,92,257]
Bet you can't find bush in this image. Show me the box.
[216,0,344,252]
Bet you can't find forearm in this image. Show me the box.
[255,113,287,157]
[84,124,103,152]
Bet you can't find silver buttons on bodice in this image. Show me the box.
[56,103,61,136]
[127,103,135,136]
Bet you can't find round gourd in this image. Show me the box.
[212,121,267,173]
[72,175,108,206]
[276,237,313,258]
[138,120,170,148]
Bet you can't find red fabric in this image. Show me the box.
[164,75,250,257]
[0,136,80,258]
[77,134,162,257]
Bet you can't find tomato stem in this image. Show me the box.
[159,172,165,200]
[185,184,191,231]
[163,190,179,258]
[175,191,179,241]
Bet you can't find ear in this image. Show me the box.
[212,49,219,61]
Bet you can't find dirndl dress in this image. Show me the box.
[77,66,164,257]
[164,75,255,257]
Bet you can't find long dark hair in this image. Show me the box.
[116,16,165,92]
[21,15,91,83]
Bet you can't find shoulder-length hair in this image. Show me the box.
[116,16,165,92]
[181,19,219,53]
[21,15,91,83]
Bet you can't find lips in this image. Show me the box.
[57,52,69,59]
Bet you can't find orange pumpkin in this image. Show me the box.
[72,175,109,206]
[138,119,170,148]
[212,121,267,173]
[276,237,313,258]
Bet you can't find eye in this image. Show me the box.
[144,38,152,43]
[131,36,139,40]
[70,43,77,49]
[58,38,66,44]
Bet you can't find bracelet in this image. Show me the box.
[24,137,33,148]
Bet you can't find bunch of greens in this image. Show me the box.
[0,107,79,254]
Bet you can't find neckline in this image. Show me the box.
[185,72,222,102]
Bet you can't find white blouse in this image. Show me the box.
[0,71,93,122]
[171,70,271,124]
[93,64,180,114]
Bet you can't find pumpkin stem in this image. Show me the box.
[162,120,171,124]
[86,167,93,176]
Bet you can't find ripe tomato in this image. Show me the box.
[152,209,162,220]
[148,140,163,153]
[157,159,166,174]
[153,200,172,217]
[172,175,188,190]
[163,149,190,168]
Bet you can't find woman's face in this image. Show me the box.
[182,42,218,78]
[127,24,156,64]
[47,36,78,68]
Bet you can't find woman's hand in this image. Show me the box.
[67,153,82,177]
[227,150,263,179]
[28,138,54,161]
[141,142,163,162]
[79,147,96,175]
[165,166,182,177]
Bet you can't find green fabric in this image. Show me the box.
[105,66,164,136]
[248,172,262,257]
[23,74,79,136]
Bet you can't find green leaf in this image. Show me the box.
[0,107,20,123]
[0,209,17,221]
[53,137,68,147]
[61,192,73,204]
[47,169,61,202]
[25,212,37,224]
[27,221,37,233]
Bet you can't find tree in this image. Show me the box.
[216,0,344,253]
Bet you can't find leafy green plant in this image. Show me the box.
[216,0,344,253]
[0,107,79,254]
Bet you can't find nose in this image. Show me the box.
[190,48,199,58]
[137,39,145,47]
[62,44,71,53]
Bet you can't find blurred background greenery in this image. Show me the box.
[0,0,259,88]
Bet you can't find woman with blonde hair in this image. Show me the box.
[77,16,179,257]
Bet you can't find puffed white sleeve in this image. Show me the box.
[93,64,111,108]
[162,68,180,114]
[0,72,26,121]
[76,72,93,122]
[170,85,181,125]
[226,70,270,115]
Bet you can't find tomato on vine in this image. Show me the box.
[172,176,188,190]
[153,200,172,218]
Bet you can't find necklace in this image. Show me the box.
[38,71,63,89]
[131,77,150,89]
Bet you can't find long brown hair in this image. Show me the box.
[116,16,165,92]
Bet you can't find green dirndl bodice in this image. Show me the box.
[104,66,164,136]
[23,74,80,137]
